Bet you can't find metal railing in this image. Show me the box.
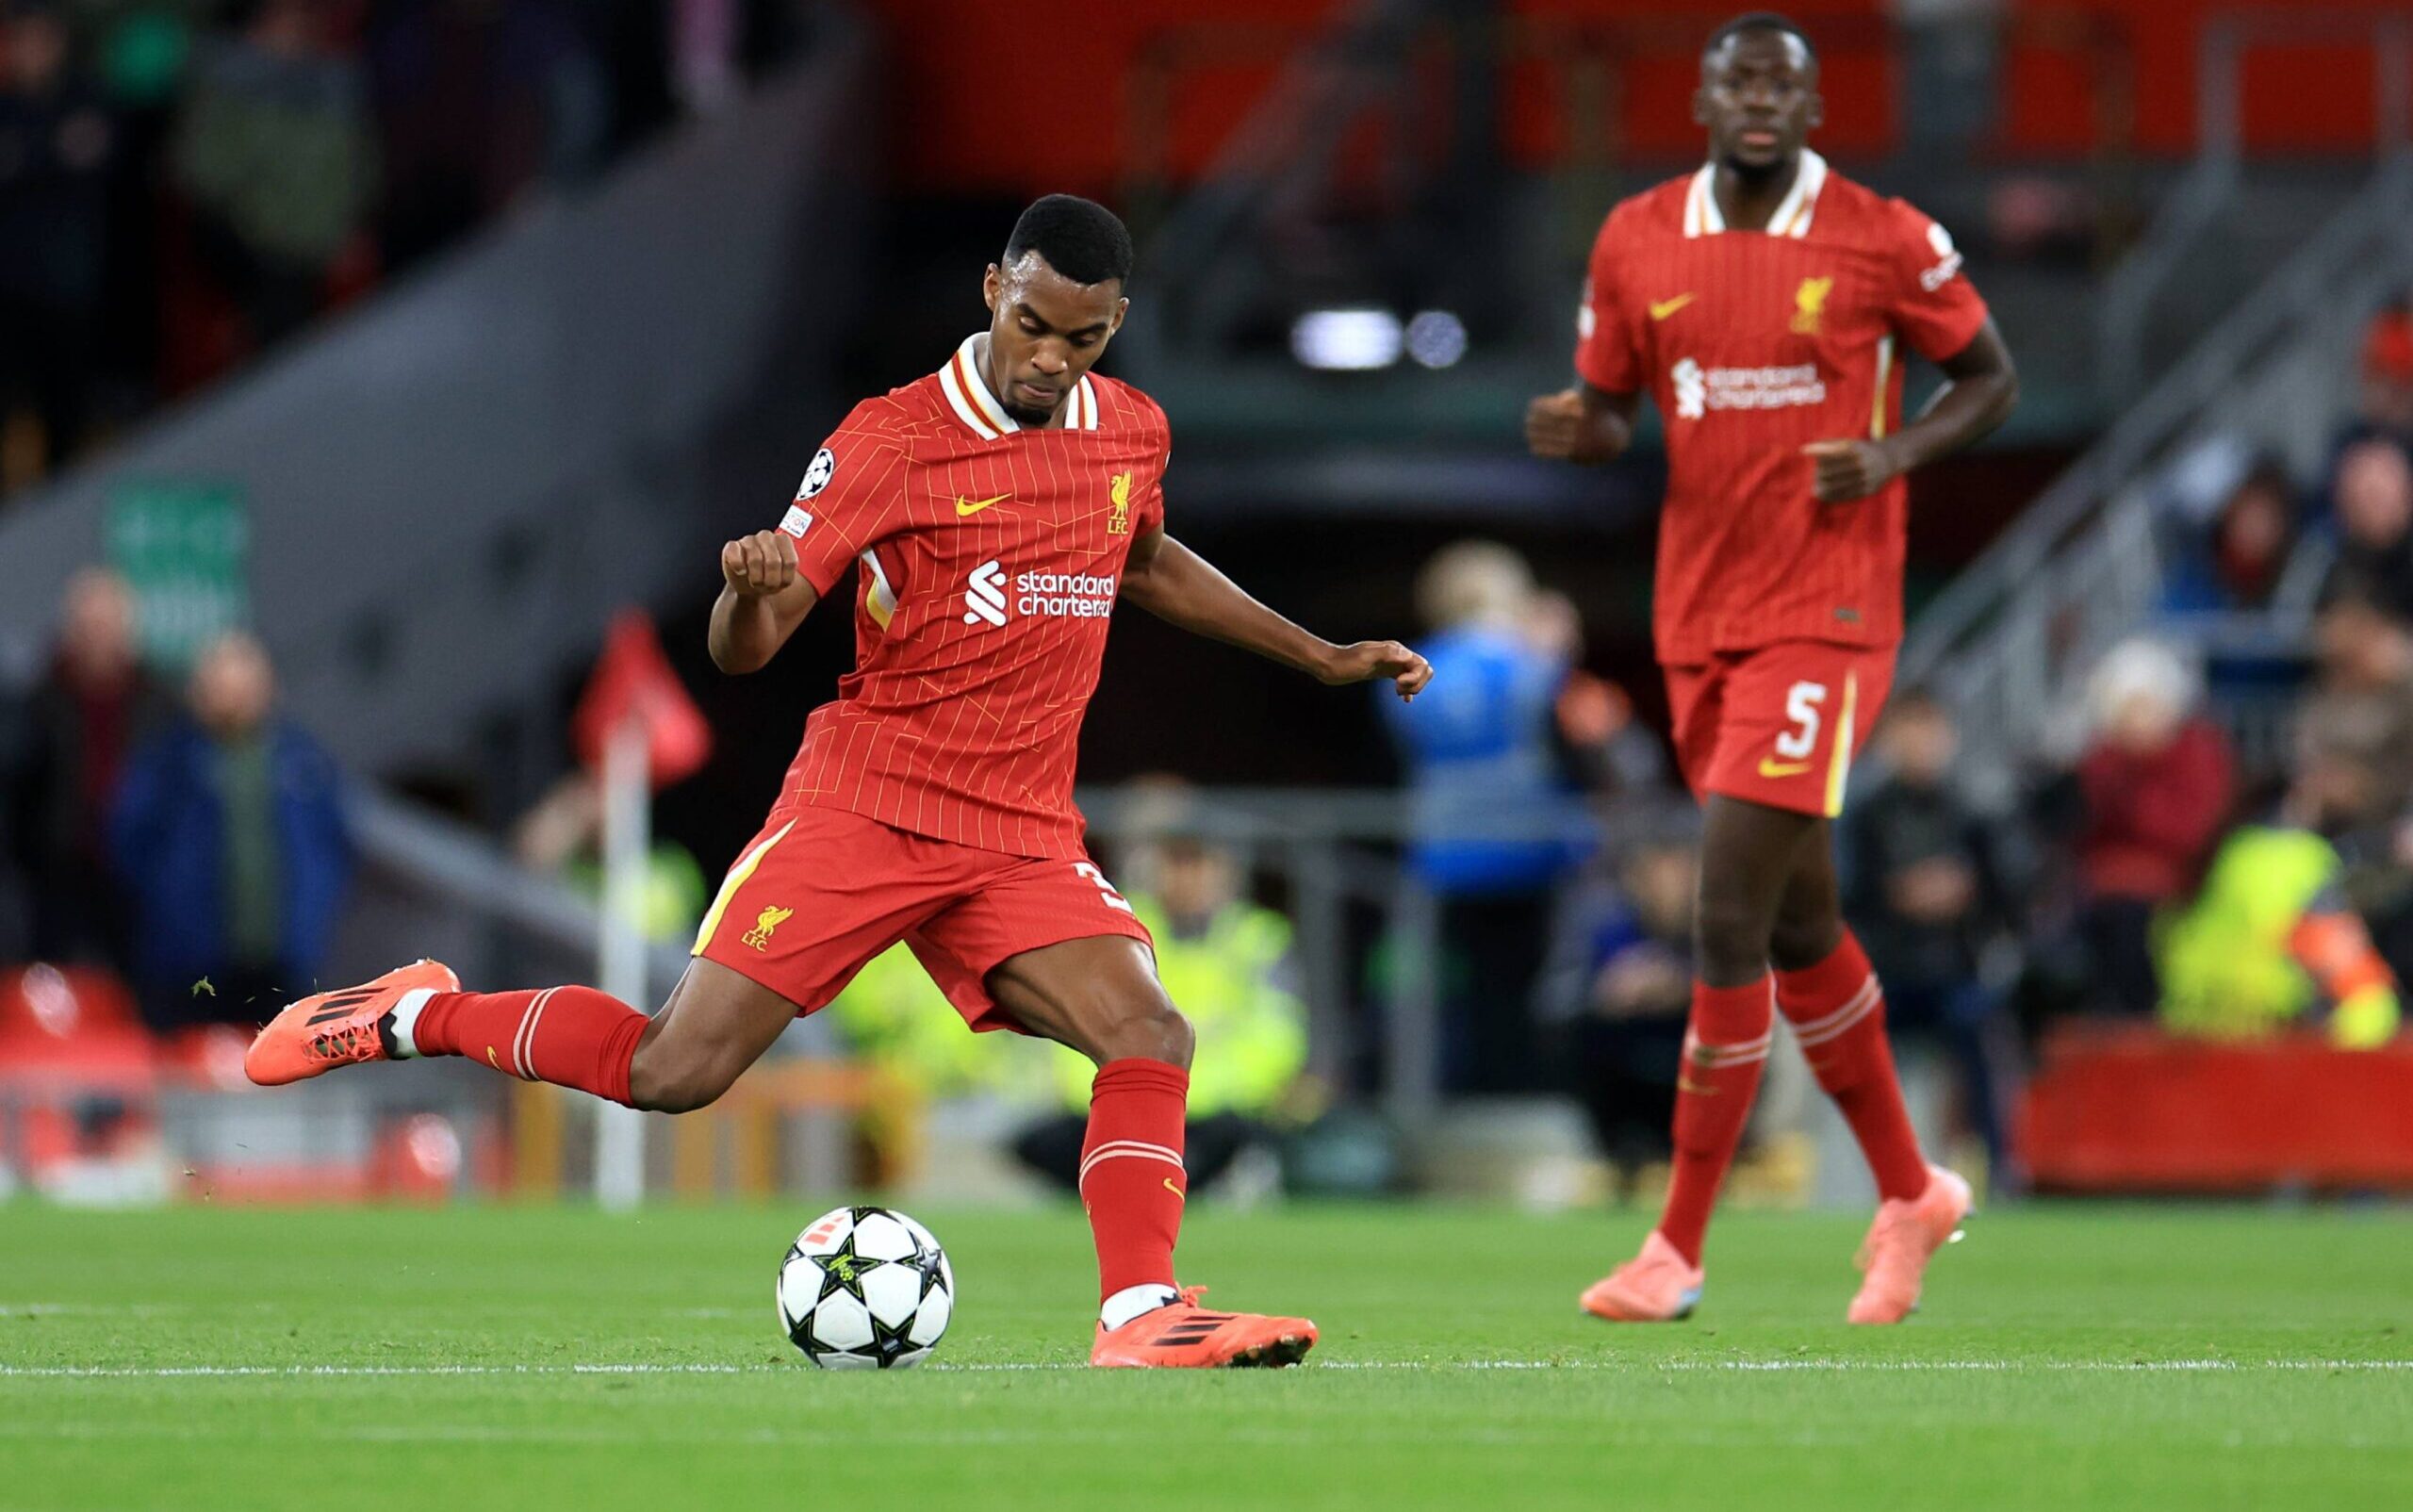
[341,779,1591,1131]
[1905,156,2413,779]
[1077,785,1607,1124]
[2100,8,2413,402]
[345,787,694,1000]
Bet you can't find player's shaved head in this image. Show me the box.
[1695,11,1823,181]
[1004,194,1134,290]
[1703,10,1816,69]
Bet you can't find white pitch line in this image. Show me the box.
[2,1359,2407,1380]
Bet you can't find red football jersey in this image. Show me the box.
[1574,150,1990,664]
[769,335,1170,860]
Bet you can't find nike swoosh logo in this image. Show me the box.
[1163,1177,1186,1202]
[955,493,1010,518]
[1649,294,1697,320]
[1757,758,1814,779]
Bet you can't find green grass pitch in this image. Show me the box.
[4,1201,2408,1509]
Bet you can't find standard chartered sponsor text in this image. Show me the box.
[1016,569,1118,618]
[1701,363,1826,410]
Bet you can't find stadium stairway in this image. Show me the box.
[1897,155,2413,790]
[0,13,874,789]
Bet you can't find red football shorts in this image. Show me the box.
[691,803,1154,1031]
[1664,640,1896,817]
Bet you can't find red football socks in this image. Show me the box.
[1657,977,1775,1267]
[1079,1058,1190,1300]
[1776,931,1929,1203]
[407,987,648,1108]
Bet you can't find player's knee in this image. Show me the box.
[1149,1003,1197,1069]
[628,1043,743,1114]
[1694,886,1772,979]
[1769,910,1843,973]
[1088,996,1193,1070]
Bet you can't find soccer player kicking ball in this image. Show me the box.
[248,195,1431,1368]
[1526,11,2018,1324]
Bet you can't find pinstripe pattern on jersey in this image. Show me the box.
[1576,158,1990,667]
[777,339,1171,860]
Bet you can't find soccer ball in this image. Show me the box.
[777,1206,954,1369]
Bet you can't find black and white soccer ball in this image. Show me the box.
[777,1206,954,1370]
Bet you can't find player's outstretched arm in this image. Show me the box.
[1525,383,1642,466]
[1119,528,1432,701]
[1804,318,2019,503]
[708,531,822,674]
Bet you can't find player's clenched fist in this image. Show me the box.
[1318,640,1435,702]
[1801,438,1903,503]
[721,531,798,597]
[1524,387,1594,461]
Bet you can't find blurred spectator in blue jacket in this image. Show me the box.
[108,631,350,1029]
[1383,540,1589,1091]
[1386,541,1587,893]
[6,567,171,970]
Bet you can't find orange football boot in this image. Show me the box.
[1847,1164,1972,1324]
[243,960,459,1087]
[1581,1230,1705,1322]
[1089,1287,1318,1369]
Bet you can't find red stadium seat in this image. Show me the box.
[0,963,156,1089]
[2024,1023,2413,1193]
[0,964,162,1181]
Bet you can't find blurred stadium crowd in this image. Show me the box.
[6,302,2409,1200]
[0,0,808,497]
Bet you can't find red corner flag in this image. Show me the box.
[572,611,712,790]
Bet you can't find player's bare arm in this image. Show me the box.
[1524,383,1643,466]
[1803,318,2018,503]
[1119,525,1432,700]
[708,529,820,674]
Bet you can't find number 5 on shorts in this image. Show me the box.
[1776,681,1828,760]
[1074,862,1136,914]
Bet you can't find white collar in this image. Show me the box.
[1683,148,1828,238]
[937,334,1100,438]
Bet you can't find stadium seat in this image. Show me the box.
[0,964,162,1181]
[2024,1023,2413,1192]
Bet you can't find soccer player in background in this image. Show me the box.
[246,194,1432,1368]
[1525,12,2018,1323]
